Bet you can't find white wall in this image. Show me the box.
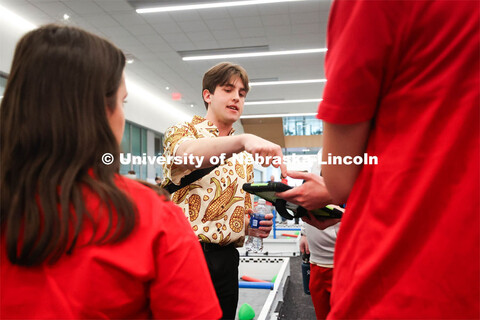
[0,4,196,135]
[124,73,192,133]
[0,5,35,74]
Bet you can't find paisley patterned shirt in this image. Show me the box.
[162,115,254,247]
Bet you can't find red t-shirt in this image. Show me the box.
[318,0,479,318]
[1,176,222,319]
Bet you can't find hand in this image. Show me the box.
[245,209,252,234]
[248,213,274,238]
[275,171,333,210]
[299,235,310,254]
[301,211,341,230]
[242,134,287,177]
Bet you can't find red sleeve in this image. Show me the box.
[317,0,399,124]
[149,202,221,319]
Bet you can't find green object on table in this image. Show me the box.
[271,274,277,283]
[294,231,299,235]
[238,303,255,320]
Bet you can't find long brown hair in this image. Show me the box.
[0,24,136,266]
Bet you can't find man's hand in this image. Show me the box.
[276,171,342,230]
[276,171,333,210]
[301,211,341,230]
[300,235,310,255]
[241,134,287,177]
[246,209,274,238]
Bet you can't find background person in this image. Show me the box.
[125,170,137,179]
[162,62,285,319]
[0,24,221,320]
[283,151,341,320]
[277,168,340,320]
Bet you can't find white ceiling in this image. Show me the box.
[0,0,331,119]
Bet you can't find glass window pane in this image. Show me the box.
[142,129,147,154]
[131,125,141,178]
[140,129,147,179]
[119,123,130,175]
[154,136,162,156]
[154,134,164,180]
[131,126,141,155]
[282,116,322,136]
[0,75,7,97]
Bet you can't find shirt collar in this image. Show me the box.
[191,115,235,136]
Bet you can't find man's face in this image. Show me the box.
[203,76,246,125]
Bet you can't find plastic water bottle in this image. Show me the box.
[245,199,268,253]
[301,251,311,295]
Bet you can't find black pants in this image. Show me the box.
[201,243,239,320]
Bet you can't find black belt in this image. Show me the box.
[200,242,235,252]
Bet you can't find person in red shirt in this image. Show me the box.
[316,0,478,318]
[0,24,221,319]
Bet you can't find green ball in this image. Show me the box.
[238,303,255,320]
[271,274,277,283]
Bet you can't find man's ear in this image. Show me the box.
[203,89,211,105]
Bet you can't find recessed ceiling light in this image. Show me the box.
[165,86,170,90]
[250,79,327,86]
[241,112,318,119]
[182,48,327,61]
[63,13,70,20]
[137,0,304,14]
[244,98,322,105]
[125,53,136,64]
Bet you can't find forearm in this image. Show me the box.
[322,121,371,203]
[175,133,285,175]
[175,135,247,170]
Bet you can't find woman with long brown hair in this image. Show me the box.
[0,24,221,319]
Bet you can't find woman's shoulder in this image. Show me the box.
[117,176,169,200]
[115,175,187,228]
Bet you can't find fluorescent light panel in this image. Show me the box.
[250,79,327,86]
[137,0,304,14]
[241,113,317,119]
[245,98,322,105]
[0,4,37,31]
[183,48,327,61]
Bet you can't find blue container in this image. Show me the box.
[301,262,311,295]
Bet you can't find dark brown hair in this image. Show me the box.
[0,24,136,266]
[202,62,249,109]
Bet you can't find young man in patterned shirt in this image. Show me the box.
[162,62,286,319]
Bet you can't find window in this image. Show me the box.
[154,135,163,179]
[120,124,131,175]
[120,121,163,181]
[0,72,8,99]
[283,116,323,136]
